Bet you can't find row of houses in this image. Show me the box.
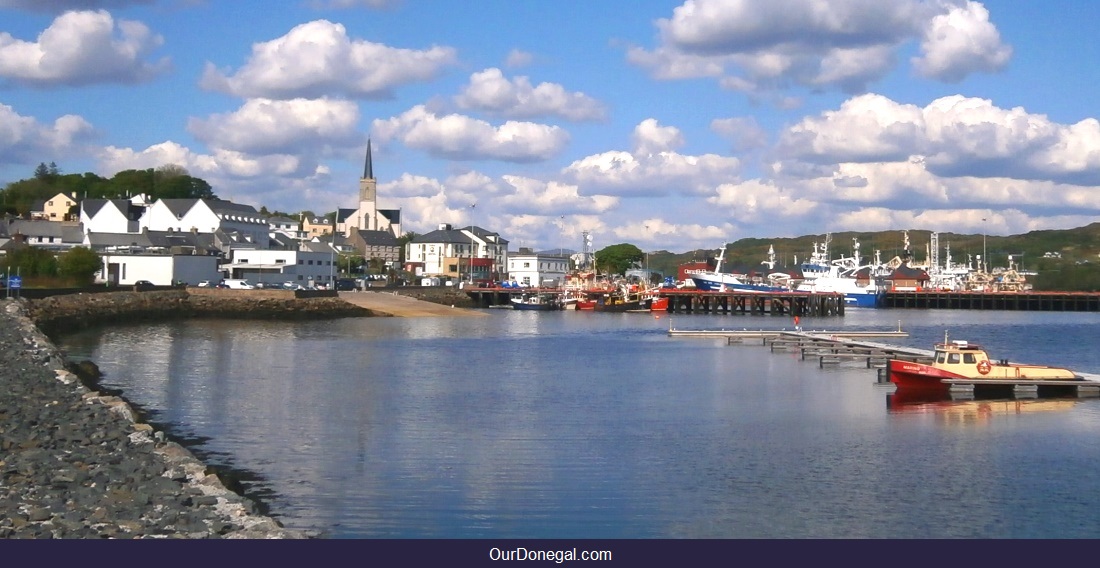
[4,144,575,288]
[3,194,573,288]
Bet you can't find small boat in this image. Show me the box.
[592,284,644,312]
[510,292,563,311]
[887,337,1093,393]
[575,298,597,310]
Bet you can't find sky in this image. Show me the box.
[2,0,1100,255]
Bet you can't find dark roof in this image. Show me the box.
[336,208,357,223]
[9,220,65,238]
[378,209,400,224]
[888,264,930,280]
[357,229,400,246]
[157,198,199,217]
[411,228,473,245]
[204,199,262,219]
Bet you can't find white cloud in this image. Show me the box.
[498,175,619,215]
[199,20,457,100]
[711,117,769,151]
[188,98,363,155]
[563,120,739,196]
[371,105,569,163]
[0,103,94,165]
[0,10,169,87]
[505,49,533,68]
[630,0,1011,95]
[912,1,1012,82]
[773,93,1100,185]
[709,179,820,223]
[632,118,684,155]
[96,141,305,180]
[454,68,607,121]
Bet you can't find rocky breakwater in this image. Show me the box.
[0,298,309,538]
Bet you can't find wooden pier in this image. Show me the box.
[669,329,932,368]
[670,328,1100,400]
[654,290,844,316]
[883,290,1100,311]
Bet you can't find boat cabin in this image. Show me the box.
[933,341,993,372]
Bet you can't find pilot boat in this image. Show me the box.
[888,336,1089,393]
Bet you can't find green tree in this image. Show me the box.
[397,231,419,264]
[594,243,643,276]
[3,245,58,278]
[57,246,102,285]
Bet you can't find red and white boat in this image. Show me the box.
[888,337,1091,394]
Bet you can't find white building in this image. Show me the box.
[405,224,509,282]
[507,248,568,287]
[80,199,144,234]
[140,198,269,249]
[97,253,220,286]
[222,247,338,288]
[336,140,401,238]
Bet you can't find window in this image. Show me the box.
[239,259,248,264]
[298,260,303,264]
[963,353,976,364]
[935,352,946,364]
[276,259,285,264]
[308,260,314,265]
[948,353,961,364]
[48,200,54,206]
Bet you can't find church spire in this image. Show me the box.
[363,139,373,180]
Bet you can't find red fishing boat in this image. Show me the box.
[888,336,1090,394]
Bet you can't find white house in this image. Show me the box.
[141,199,269,249]
[507,248,569,287]
[80,199,144,234]
[405,224,508,282]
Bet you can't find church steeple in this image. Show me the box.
[357,139,378,228]
[363,139,373,180]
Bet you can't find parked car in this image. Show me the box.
[196,280,211,287]
[133,280,155,291]
[222,278,255,290]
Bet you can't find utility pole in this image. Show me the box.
[981,218,988,273]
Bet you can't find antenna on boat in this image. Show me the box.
[943,329,949,344]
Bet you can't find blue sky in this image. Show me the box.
[2,0,1100,255]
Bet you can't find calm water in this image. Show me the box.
[57,308,1100,539]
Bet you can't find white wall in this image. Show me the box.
[98,254,220,285]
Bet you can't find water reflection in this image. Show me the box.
[55,310,1100,538]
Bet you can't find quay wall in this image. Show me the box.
[26,288,374,336]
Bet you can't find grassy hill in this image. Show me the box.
[645,223,1100,292]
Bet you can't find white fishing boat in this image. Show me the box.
[687,244,789,293]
